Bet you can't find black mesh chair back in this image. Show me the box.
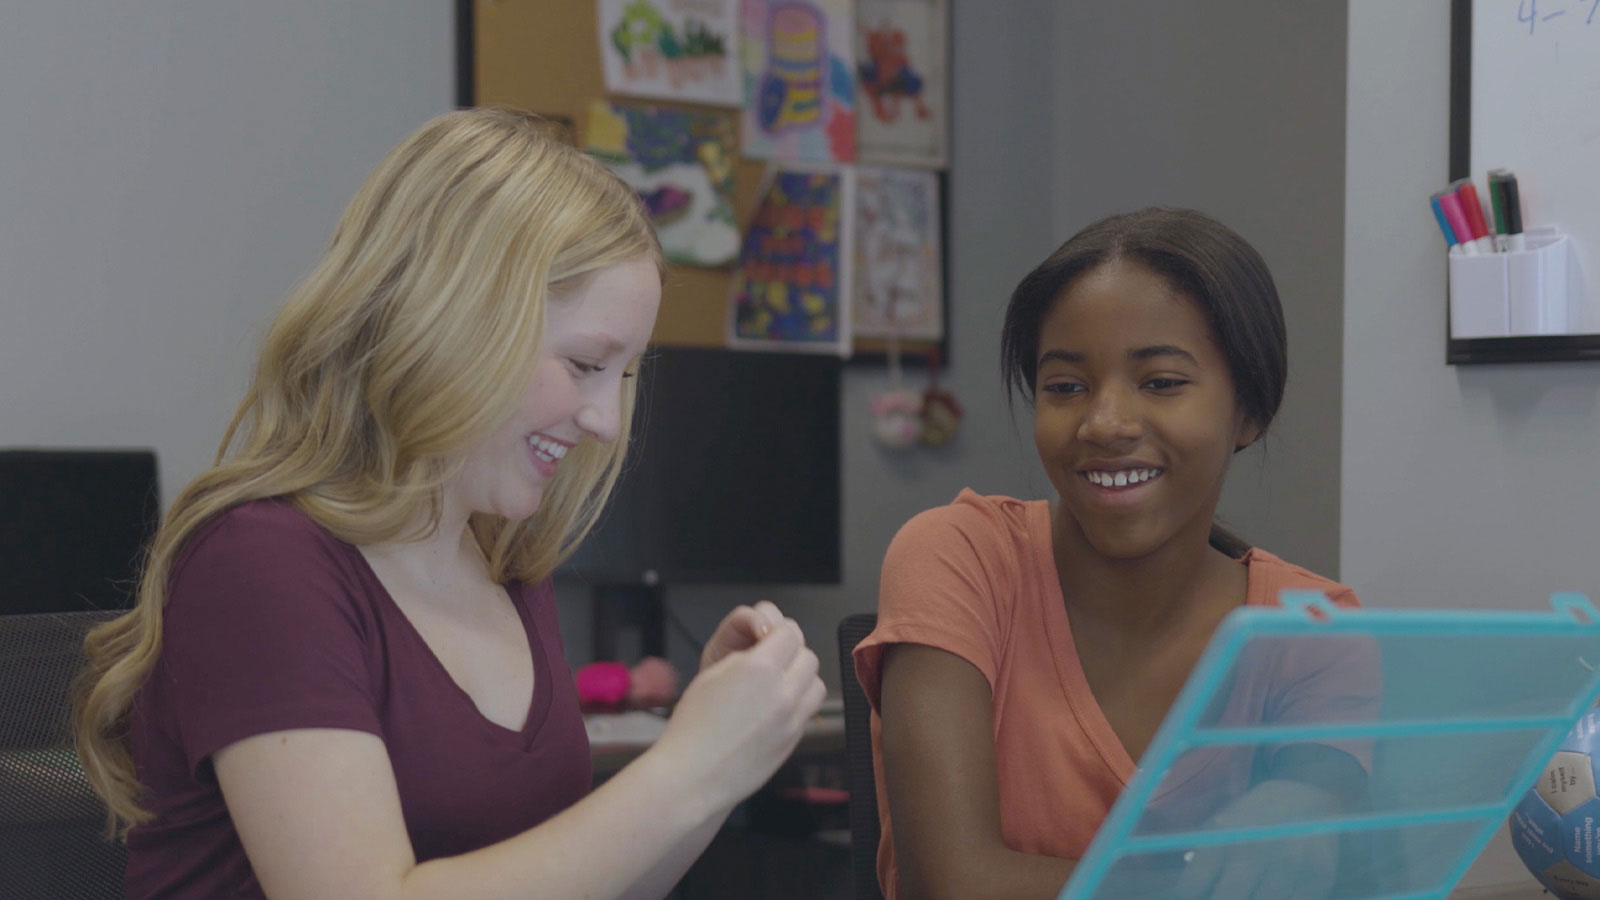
[0,610,127,898]
[837,612,884,900]
[0,448,160,615]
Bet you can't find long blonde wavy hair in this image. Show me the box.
[73,107,663,835]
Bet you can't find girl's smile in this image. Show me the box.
[1034,259,1257,561]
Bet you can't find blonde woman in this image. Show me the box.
[74,108,825,900]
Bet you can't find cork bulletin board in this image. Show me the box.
[459,0,948,362]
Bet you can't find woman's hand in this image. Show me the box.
[652,613,825,812]
[699,600,786,670]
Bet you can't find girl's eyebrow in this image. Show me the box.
[1129,344,1198,365]
[1036,348,1084,366]
[1036,345,1199,367]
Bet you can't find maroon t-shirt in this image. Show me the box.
[124,499,592,899]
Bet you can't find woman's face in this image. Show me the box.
[449,256,661,523]
[1032,259,1257,561]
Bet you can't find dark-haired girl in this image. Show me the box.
[854,208,1375,900]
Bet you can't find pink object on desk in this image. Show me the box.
[627,656,680,708]
[575,661,630,710]
[576,657,682,712]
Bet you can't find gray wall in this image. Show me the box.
[1344,1,1600,891]
[0,0,453,497]
[1050,1,1349,578]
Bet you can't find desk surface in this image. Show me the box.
[587,704,845,777]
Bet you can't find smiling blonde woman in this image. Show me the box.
[74,107,824,900]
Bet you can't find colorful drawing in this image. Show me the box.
[599,0,742,107]
[853,166,942,340]
[585,101,740,267]
[741,0,856,163]
[856,0,947,168]
[729,167,854,355]
[859,22,928,122]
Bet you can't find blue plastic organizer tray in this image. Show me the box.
[1058,591,1600,900]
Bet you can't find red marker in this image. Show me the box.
[1452,179,1496,253]
[1436,189,1478,256]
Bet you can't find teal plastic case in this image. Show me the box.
[1058,591,1600,900]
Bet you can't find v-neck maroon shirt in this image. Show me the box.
[125,498,590,899]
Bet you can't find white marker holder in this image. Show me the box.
[1448,228,1586,338]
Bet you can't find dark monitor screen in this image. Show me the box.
[0,449,160,614]
[562,347,841,586]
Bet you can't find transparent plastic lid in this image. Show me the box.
[1058,591,1600,900]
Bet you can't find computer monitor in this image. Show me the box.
[0,449,160,615]
[561,347,842,660]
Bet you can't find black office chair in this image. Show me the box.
[0,448,160,615]
[0,610,127,898]
[837,612,884,900]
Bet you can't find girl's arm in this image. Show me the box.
[215,619,824,900]
[880,643,1076,900]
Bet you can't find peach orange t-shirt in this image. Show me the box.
[852,490,1368,899]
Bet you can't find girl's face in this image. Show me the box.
[448,256,661,524]
[1033,260,1258,561]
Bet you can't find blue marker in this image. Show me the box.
[1430,190,1460,251]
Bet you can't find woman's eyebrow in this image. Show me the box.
[564,332,626,355]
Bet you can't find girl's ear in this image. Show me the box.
[1234,417,1262,452]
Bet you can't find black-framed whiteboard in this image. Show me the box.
[1449,0,1600,363]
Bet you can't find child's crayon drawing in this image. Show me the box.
[729,166,854,355]
[586,100,740,267]
[600,0,742,107]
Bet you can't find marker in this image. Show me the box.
[1498,170,1526,252]
[1429,191,1459,250]
[1452,179,1496,254]
[1487,169,1510,252]
[1436,188,1478,255]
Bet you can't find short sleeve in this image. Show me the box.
[1266,629,1383,773]
[156,502,382,776]
[853,494,1020,712]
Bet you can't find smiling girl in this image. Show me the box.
[853,208,1370,900]
[72,108,824,900]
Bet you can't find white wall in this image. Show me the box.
[0,0,453,498]
[1343,1,1600,891]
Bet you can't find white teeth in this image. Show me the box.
[1085,468,1161,487]
[528,435,568,461]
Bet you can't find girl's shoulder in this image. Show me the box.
[1241,547,1360,608]
[903,488,1048,542]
